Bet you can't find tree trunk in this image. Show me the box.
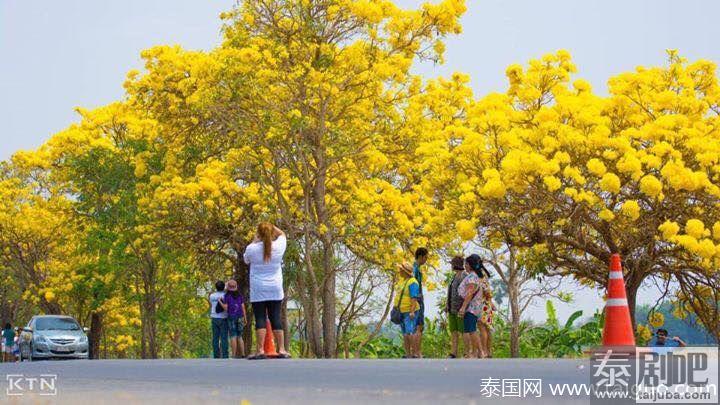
[141,291,158,359]
[139,279,146,358]
[296,272,321,358]
[0,300,18,327]
[508,277,521,358]
[139,258,159,359]
[622,265,644,332]
[243,303,253,357]
[300,221,323,357]
[232,246,249,297]
[89,311,103,359]
[321,248,336,358]
[281,299,290,350]
[39,298,62,315]
[170,328,182,358]
[625,282,639,332]
[310,134,336,358]
[306,293,323,357]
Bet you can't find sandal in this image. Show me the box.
[277,352,292,359]
[247,353,267,360]
[448,354,457,359]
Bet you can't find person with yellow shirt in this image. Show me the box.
[394,262,421,358]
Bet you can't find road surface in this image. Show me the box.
[1,358,593,404]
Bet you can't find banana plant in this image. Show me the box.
[525,301,600,357]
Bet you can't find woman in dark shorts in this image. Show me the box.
[243,222,291,359]
[457,254,492,358]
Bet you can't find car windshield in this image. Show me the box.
[34,317,80,331]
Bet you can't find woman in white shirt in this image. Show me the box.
[243,222,290,359]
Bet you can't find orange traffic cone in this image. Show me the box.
[263,318,279,358]
[601,254,636,347]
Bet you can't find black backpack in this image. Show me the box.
[214,295,225,314]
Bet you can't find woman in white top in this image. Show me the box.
[243,222,289,359]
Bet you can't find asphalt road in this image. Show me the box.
[1,358,593,404]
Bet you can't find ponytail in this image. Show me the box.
[465,254,491,278]
[480,263,491,278]
[257,222,274,262]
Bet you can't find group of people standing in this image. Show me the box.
[209,279,247,358]
[208,222,291,359]
[394,249,496,359]
[211,226,496,360]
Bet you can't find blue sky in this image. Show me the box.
[2,0,719,322]
[3,0,719,160]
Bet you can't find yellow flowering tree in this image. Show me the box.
[3,1,717,356]
[13,102,211,358]
[146,155,274,354]
[0,172,73,316]
[421,50,720,335]
[124,0,465,357]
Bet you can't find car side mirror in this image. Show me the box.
[23,327,33,333]
[83,327,89,333]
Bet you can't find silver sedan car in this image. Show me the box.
[19,315,90,361]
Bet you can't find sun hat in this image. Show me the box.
[397,262,413,276]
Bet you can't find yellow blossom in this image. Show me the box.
[599,173,621,194]
[586,158,606,177]
[620,200,640,221]
[543,176,561,191]
[44,290,56,302]
[685,219,706,239]
[639,175,663,198]
[479,178,506,199]
[659,221,680,239]
[637,324,653,343]
[648,312,664,328]
[598,209,615,221]
[456,219,476,241]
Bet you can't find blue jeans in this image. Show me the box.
[211,317,229,358]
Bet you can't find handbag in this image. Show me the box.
[390,279,411,325]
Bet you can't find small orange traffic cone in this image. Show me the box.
[263,317,279,358]
[601,254,636,347]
